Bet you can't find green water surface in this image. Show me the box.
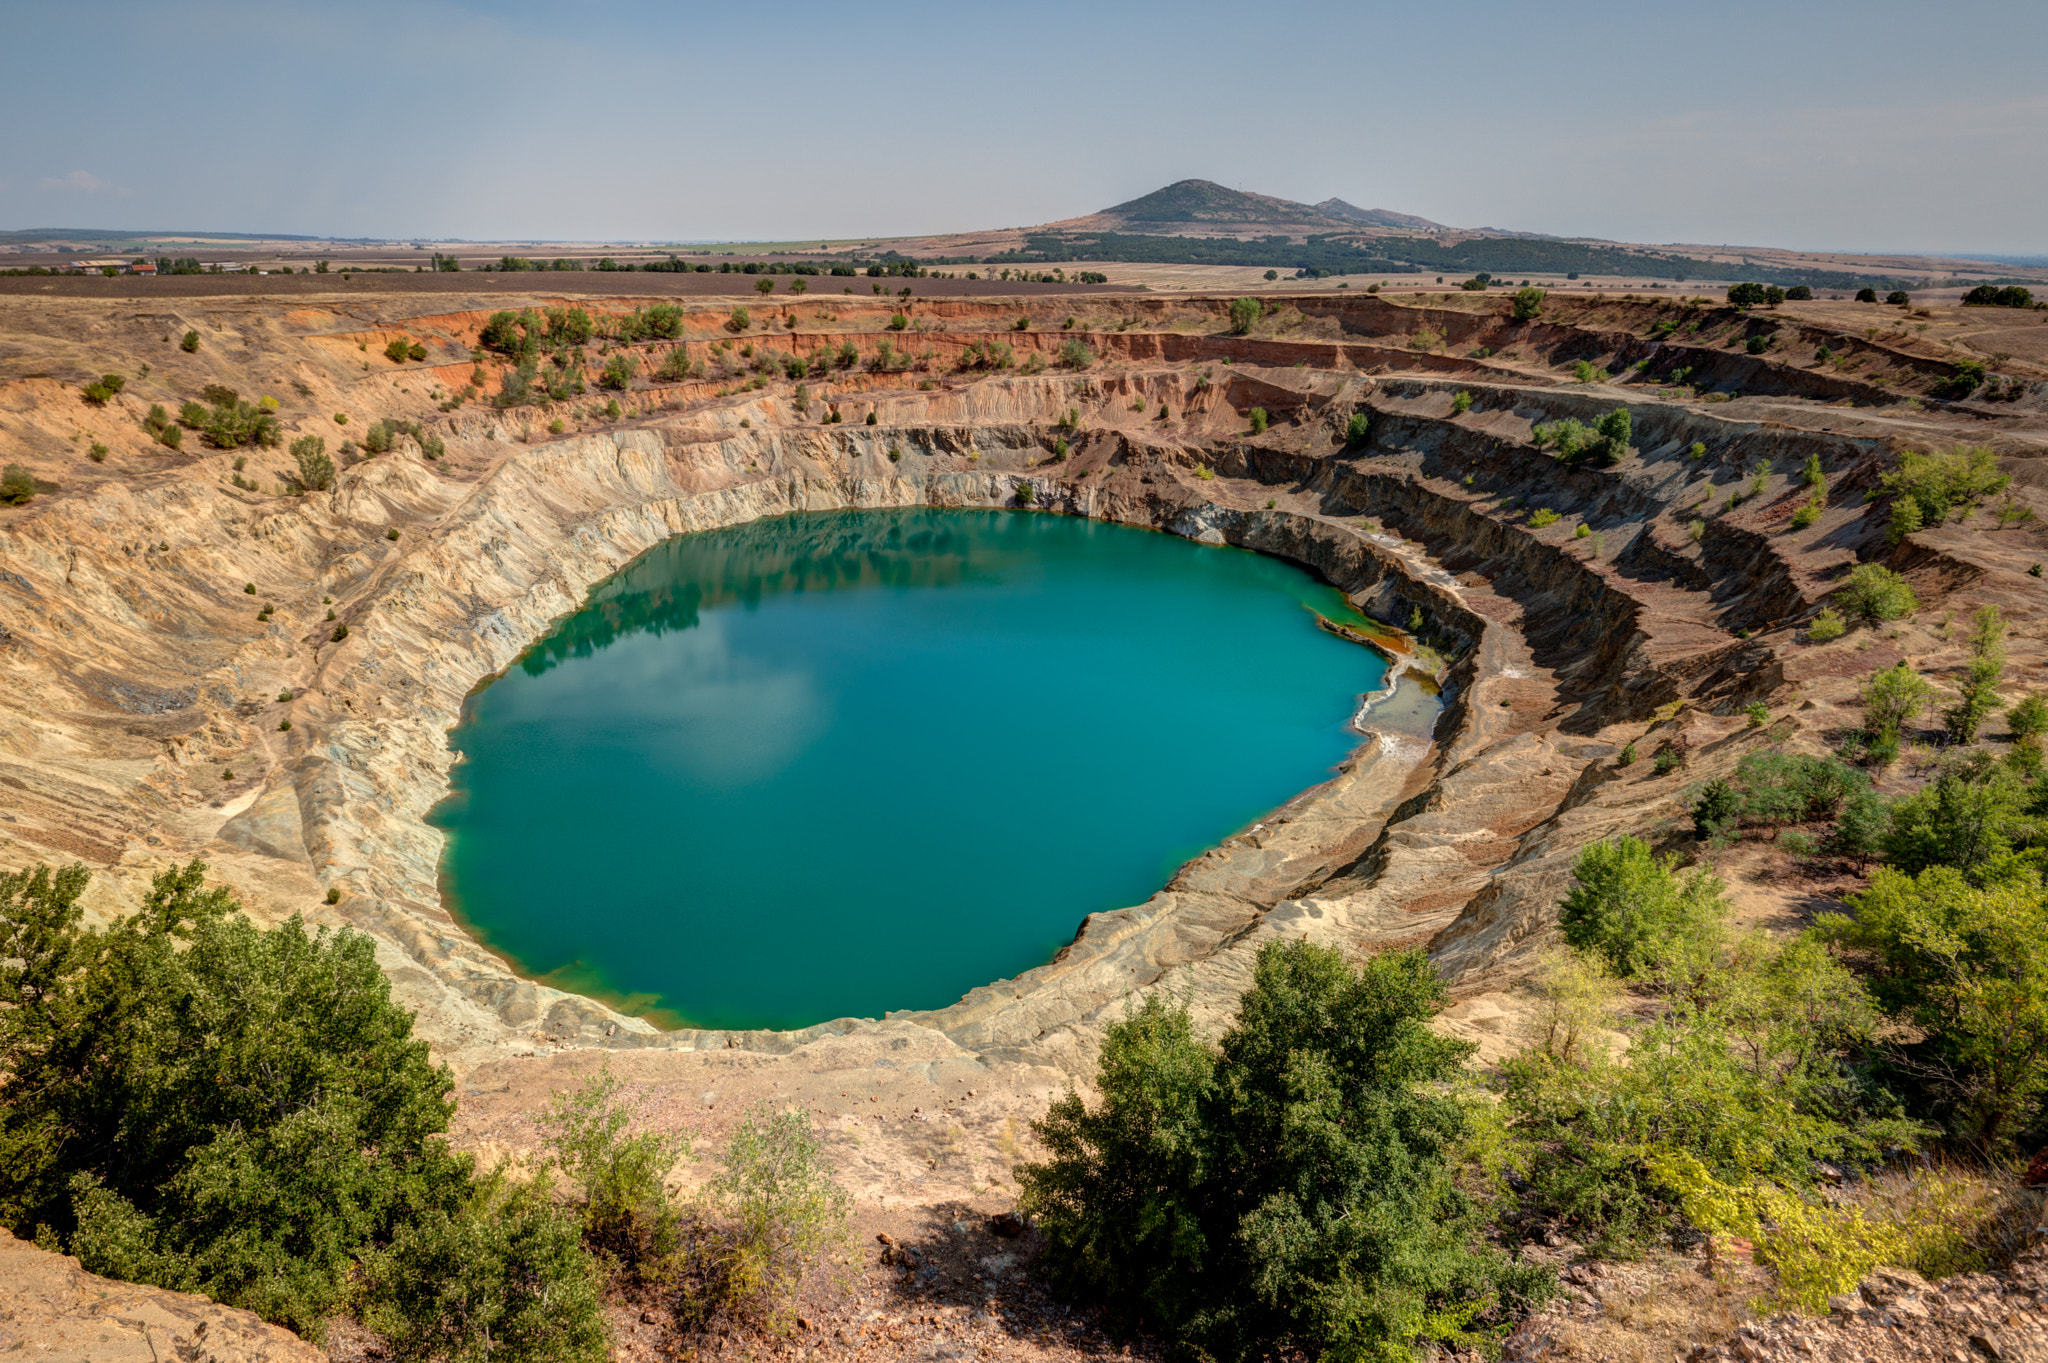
[433,508,1386,1031]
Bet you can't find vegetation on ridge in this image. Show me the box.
[0,860,853,1358]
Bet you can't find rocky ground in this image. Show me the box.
[0,1230,323,1363]
[3,280,2048,1358]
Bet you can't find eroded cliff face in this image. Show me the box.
[2,285,2044,1092]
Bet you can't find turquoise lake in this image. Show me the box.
[433,508,1387,1032]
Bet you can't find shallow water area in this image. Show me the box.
[434,508,1390,1031]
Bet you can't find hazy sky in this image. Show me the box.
[4,0,2044,254]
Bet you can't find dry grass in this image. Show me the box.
[1515,1250,1763,1361]
[1849,1160,2039,1278]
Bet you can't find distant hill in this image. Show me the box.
[1312,199,1450,233]
[1102,180,1338,227]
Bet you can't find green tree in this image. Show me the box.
[1592,407,1631,463]
[754,277,775,296]
[290,435,335,492]
[1345,411,1370,444]
[1227,296,1261,336]
[180,330,200,353]
[1018,944,1550,1362]
[1825,867,2048,1147]
[1511,287,1545,321]
[1943,605,2006,743]
[1861,662,1933,752]
[1880,758,2039,879]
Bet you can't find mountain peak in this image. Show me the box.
[1103,180,1324,225]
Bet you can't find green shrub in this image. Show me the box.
[1572,359,1606,384]
[384,337,412,363]
[1247,407,1268,434]
[1019,943,1551,1361]
[1559,837,1725,981]
[180,330,200,353]
[1808,606,1846,641]
[885,312,908,331]
[1227,296,1260,335]
[705,1105,853,1328]
[1746,701,1770,727]
[290,435,335,492]
[1529,507,1561,527]
[1722,752,1871,830]
[1654,748,1683,775]
[1791,500,1822,529]
[479,310,532,354]
[2007,694,2048,743]
[80,373,125,405]
[1344,411,1370,444]
[1511,287,1544,321]
[1617,741,1637,767]
[1746,334,1770,354]
[1531,417,1592,459]
[1933,360,1988,400]
[184,387,280,450]
[597,354,638,390]
[1880,757,2033,880]
[1727,282,1786,307]
[1451,390,1473,414]
[538,1068,688,1268]
[0,457,49,505]
[1055,338,1095,369]
[0,861,479,1339]
[1881,446,2008,533]
[362,1173,609,1363]
[1506,920,1911,1259]
[1835,563,1917,623]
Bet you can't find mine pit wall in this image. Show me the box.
[277,422,1508,1069]
[0,357,1930,1074]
